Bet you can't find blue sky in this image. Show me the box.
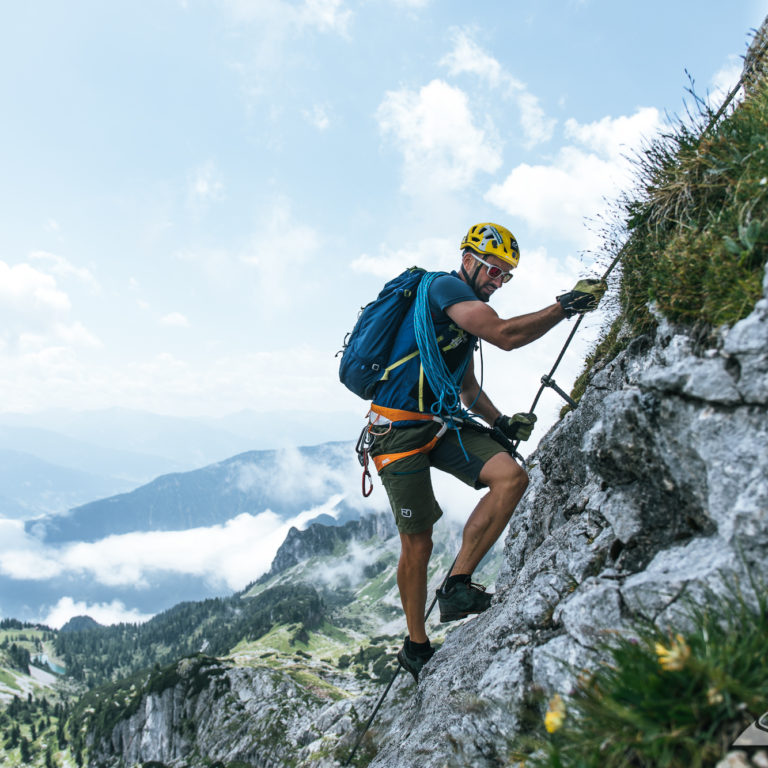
[1,0,765,434]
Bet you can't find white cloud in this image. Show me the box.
[0,496,377,598]
[0,261,70,313]
[44,597,154,629]
[53,321,102,348]
[350,237,454,277]
[487,107,664,248]
[29,251,99,291]
[708,55,743,113]
[221,0,351,35]
[440,29,555,147]
[300,0,351,34]
[160,312,190,328]
[188,162,225,205]
[240,198,321,268]
[303,104,331,131]
[0,340,360,416]
[0,257,101,355]
[377,79,502,194]
[441,29,504,86]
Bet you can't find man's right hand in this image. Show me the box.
[494,412,537,442]
[556,278,607,318]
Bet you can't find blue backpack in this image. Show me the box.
[338,267,428,400]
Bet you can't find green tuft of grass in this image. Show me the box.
[568,77,768,401]
[509,575,768,768]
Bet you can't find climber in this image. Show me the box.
[366,223,606,682]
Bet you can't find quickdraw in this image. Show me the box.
[355,425,375,497]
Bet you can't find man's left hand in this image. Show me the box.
[557,278,607,318]
[494,412,537,442]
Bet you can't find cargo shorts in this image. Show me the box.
[369,421,509,535]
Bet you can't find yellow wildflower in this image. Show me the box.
[654,633,690,671]
[707,686,724,705]
[544,693,566,733]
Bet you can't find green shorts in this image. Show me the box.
[369,421,508,535]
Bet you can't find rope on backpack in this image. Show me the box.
[413,272,477,461]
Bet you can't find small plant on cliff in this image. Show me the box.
[508,574,768,768]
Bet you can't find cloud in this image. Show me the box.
[53,321,102,348]
[240,197,321,268]
[303,104,331,131]
[44,597,154,629]
[708,55,744,113]
[0,445,386,596]
[0,502,347,593]
[486,107,663,248]
[0,257,102,355]
[440,29,555,147]
[377,79,503,194]
[221,0,351,35]
[0,339,362,416]
[29,251,100,291]
[350,237,454,277]
[160,312,190,328]
[0,261,70,314]
[229,444,360,504]
[188,163,225,205]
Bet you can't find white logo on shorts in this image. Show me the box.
[400,508,412,518]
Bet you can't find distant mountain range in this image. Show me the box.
[0,449,134,519]
[29,442,360,543]
[0,407,364,520]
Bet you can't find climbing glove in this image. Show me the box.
[556,278,607,318]
[494,412,537,442]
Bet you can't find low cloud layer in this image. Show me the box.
[0,495,352,599]
[44,597,154,630]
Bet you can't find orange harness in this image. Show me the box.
[366,404,447,473]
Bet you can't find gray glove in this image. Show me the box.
[494,412,537,442]
[557,279,607,318]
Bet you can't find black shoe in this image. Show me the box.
[396,636,435,683]
[436,581,492,622]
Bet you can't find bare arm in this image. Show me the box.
[460,357,502,426]
[447,300,566,352]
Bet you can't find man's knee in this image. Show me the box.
[400,529,433,563]
[481,453,528,497]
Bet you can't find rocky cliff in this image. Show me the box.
[367,263,768,767]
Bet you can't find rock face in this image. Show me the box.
[367,267,768,768]
[88,656,357,767]
[266,511,397,578]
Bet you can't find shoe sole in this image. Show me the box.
[439,610,470,622]
[396,650,420,682]
[438,605,492,623]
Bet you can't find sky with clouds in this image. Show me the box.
[1,1,766,625]
[1,0,764,427]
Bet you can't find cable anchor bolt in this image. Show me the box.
[541,375,578,409]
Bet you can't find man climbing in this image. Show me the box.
[365,223,606,682]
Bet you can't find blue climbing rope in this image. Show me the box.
[413,272,479,459]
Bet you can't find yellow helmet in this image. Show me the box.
[461,223,520,268]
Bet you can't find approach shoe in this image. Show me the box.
[436,581,492,622]
[396,636,435,683]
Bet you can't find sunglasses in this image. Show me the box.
[472,254,514,283]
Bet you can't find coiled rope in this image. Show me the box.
[413,271,471,418]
